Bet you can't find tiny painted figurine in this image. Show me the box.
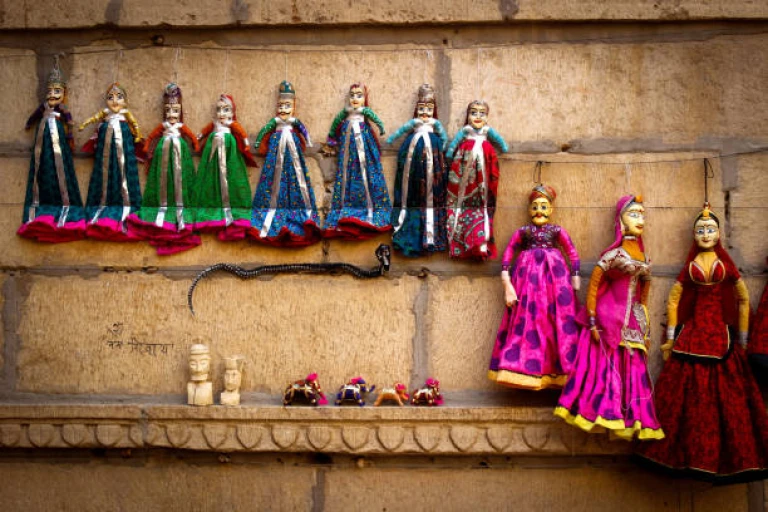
[127,83,201,254]
[283,373,327,406]
[220,355,245,406]
[249,81,321,246]
[636,207,768,483]
[187,344,213,406]
[444,100,508,260]
[488,185,582,390]
[386,84,448,256]
[334,376,376,406]
[19,60,86,242]
[80,82,143,241]
[373,382,409,406]
[194,94,257,241]
[555,195,663,441]
[410,378,442,406]
[321,83,391,240]
[748,256,768,372]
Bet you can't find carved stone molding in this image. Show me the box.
[0,404,631,455]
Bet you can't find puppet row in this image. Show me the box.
[20,64,509,257]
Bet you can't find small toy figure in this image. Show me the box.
[321,83,391,240]
[283,373,327,406]
[249,81,321,246]
[386,84,448,256]
[636,207,768,482]
[194,94,257,241]
[444,100,508,260]
[373,382,409,406]
[488,185,581,390]
[555,195,663,441]
[127,83,201,254]
[334,376,376,406]
[410,378,443,406]
[80,82,143,241]
[187,344,213,406]
[220,355,245,406]
[19,59,86,242]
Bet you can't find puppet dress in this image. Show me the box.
[748,268,768,371]
[18,104,86,242]
[249,117,321,246]
[127,122,200,254]
[389,119,448,257]
[83,110,142,241]
[488,224,581,389]
[324,109,391,240]
[446,128,500,260]
[193,121,254,241]
[555,244,664,440]
[635,260,768,482]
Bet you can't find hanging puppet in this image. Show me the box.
[19,59,86,242]
[321,83,391,240]
[555,195,664,441]
[248,81,321,247]
[488,185,581,390]
[80,82,143,241]
[445,100,508,260]
[748,256,768,372]
[193,94,257,241]
[127,83,200,254]
[386,83,448,256]
[635,206,768,482]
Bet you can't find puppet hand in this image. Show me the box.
[660,340,674,361]
[504,285,518,307]
[739,331,748,349]
[571,275,581,291]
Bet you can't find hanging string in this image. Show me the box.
[222,49,230,92]
[424,49,432,85]
[532,161,543,185]
[284,50,289,81]
[172,46,181,83]
[475,48,481,99]
[703,158,715,207]
[113,49,123,83]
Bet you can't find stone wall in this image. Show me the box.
[0,3,767,511]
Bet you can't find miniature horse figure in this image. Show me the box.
[374,382,409,406]
[283,373,327,406]
[335,377,376,406]
[411,378,443,406]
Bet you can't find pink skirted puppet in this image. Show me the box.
[445,100,508,260]
[127,83,201,254]
[80,83,144,241]
[555,195,664,441]
[488,185,581,390]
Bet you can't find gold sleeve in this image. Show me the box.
[124,111,143,141]
[79,110,106,130]
[666,281,683,330]
[734,278,750,334]
[586,266,604,318]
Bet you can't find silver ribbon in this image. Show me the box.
[91,112,130,225]
[340,113,374,222]
[157,122,185,231]
[209,122,233,226]
[30,108,71,226]
[260,118,313,238]
[393,120,435,245]
[451,128,489,250]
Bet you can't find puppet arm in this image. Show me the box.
[487,127,509,154]
[362,107,385,135]
[386,119,416,145]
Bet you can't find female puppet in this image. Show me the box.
[386,83,448,256]
[445,100,508,260]
[19,61,86,242]
[321,83,391,240]
[194,94,257,241]
[488,185,581,390]
[555,195,664,441]
[748,257,768,371]
[80,82,143,241]
[635,207,768,482]
[249,81,321,247]
[127,83,201,254]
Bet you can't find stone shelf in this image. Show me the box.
[0,404,630,456]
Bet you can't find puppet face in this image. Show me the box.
[224,369,242,392]
[277,98,294,120]
[106,89,126,113]
[416,102,435,121]
[529,197,553,227]
[468,103,488,129]
[620,203,645,237]
[349,87,365,109]
[189,354,210,381]
[693,217,720,250]
[216,100,233,123]
[46,85,65,107]
[164,102,182,123]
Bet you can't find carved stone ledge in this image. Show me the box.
[0,404,631,455]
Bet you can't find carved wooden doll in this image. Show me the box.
[445,100,508,260]
[386,84,448,256]
[127,83,201,254]
[248,81,321,247]
[18,61,86,242]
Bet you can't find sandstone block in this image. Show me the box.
[0,50,38,147]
